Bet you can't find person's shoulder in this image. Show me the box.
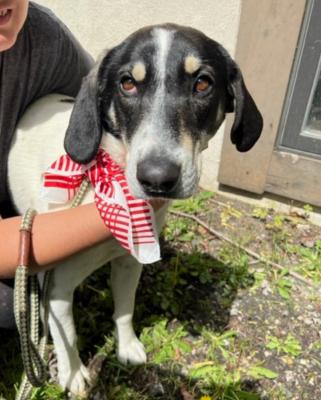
[26,2,72,43]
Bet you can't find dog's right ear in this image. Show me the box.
[64,65,102,164]
[227,64,263,152]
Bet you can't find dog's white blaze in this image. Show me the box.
[129,28,175,160]
[144,28,175,143]
[153,28,173,82]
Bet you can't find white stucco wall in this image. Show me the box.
[35,0,241,190]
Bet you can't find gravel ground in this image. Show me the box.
[164,193,321,400]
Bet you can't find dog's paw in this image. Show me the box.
[117,336,147,365]
[58,364,91,397]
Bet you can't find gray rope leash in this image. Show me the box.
[14,209,47,400]
[14,271,51,400]
[14,178,90,400]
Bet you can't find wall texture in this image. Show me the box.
[35,0,241,189]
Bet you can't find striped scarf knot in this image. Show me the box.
[41,149,160,264]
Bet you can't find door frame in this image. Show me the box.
[218,0,321,207]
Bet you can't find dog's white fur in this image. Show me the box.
[8,94,168,396]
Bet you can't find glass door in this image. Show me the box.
[278,0,321,158]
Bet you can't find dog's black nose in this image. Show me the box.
[137,157,181,195]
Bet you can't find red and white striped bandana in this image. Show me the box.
[41,148,160,264]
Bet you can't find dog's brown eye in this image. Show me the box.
[194,76,211,93]
[121,77,137,93]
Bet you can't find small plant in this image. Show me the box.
[266,334,302,357]
[189,361,241,388]
[140,319,192,364]
[220,204,243,228]
[303,203,313,218]
[250,270,267,293]
[266,214,286,231]
[163,217,193,241]
[252,206,269,221]
[273,268,293,300]
[171,190,215,214]
[297,239,321,282]
[247,365,278,380]
[218,244,252,289]
[187,252,221,285]
[202,329,237,361]
[189,361,262,399]
[30,383,65,400]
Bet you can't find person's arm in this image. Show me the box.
[0,203,111,279]
[0,200,166,279]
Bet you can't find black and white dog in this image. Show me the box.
[8,24,262,396]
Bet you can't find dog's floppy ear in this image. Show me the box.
[64,66,102,163]
[226,60,263,152]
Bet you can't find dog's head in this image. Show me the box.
[64,24,263,199]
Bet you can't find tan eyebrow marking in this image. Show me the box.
[131,62,146,82]
[184,55,201,74]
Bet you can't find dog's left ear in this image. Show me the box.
[225,59,263,152]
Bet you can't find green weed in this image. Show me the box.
[249,270,267,293]
[251,207,269,221]
[296,240,321,282]
[30,384,65,400]
[247,365,278,380]
[163,217,194,242]
[140,319,191,364]
[266,334,302,357]
[272,268,293,300]
[220,204,243,228]
[218,244,252,289]
[189,362,241,388]
[266,214,286,231]
[171,190,215,214]
[303,204,313,218]
[202,330,237,361]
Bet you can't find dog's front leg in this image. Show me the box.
[48,297,91,395]
[47,268,92,397]
[110,255,146,365]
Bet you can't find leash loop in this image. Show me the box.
[14,179,90,400]
[14,209,48,400]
